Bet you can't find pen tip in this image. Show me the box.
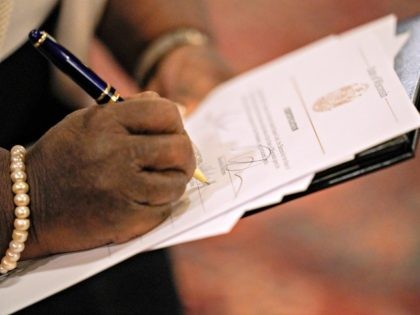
[193,168,209,184]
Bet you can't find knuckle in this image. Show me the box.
[167,135,189,162]
[176,134,193,157]
[180,135,196,174]
[127,137,148,160]
[171,176,188,199]
[137,175,162,205]
[140,91,160,98]
[147,192,167,206]
[147,174,188,205]
[164,175,187,201]
[159,100,183,130]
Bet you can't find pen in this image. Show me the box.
[28,29,209,184]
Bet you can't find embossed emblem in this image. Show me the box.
[313,83,369,112]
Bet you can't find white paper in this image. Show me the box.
[153,173,314,249]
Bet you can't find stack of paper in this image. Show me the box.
[1,15,419,313]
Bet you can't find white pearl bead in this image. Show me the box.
[11,145,26,155]
[14,193,30,206]
[10,161,25,172]
[1,145,29,275]
[9,240,25,253]
[1,257,17,271]
[15,206,30,219]
[14,218,30,231]
[11,151,25,159]
[12,181,29,194]
[0,265,8,274]
[6,249,20,262]
[10,155,24,163]
[11,170,27,183]
[12,230,28,242]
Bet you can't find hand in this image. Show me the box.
[23,92,195,258]
[146,45,232,115]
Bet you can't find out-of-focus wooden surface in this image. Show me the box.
[170,1,420,314]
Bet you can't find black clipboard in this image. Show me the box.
[245,15,420,217]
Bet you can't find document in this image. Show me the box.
[158,15,411,247]
[1,15,419,313]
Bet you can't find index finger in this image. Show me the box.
[106,95,184,134]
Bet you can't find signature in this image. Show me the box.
[224,145,272,197]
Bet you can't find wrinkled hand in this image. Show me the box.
[23,92,195,258]
[147,45,232,115]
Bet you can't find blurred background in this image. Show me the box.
[168,1,420,315]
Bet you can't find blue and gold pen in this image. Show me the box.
[28,29,209,184]
[28,30,122,104]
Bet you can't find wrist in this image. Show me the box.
[134,27,210,88]
[0,149,14,257]
[1,145,49,261]
[145,43,232,114]
[0,146,34,275]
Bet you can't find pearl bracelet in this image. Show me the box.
[0,145,30,275]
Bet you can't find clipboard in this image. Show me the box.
[245,15,420,216]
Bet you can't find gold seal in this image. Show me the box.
[313,83,369,112]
